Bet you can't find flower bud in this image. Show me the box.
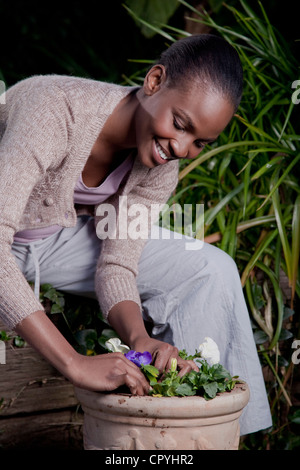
[171,357,177,372]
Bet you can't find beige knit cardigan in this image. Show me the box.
[0,75,179,329]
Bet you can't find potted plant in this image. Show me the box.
[75,337,249,450]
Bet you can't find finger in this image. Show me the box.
[121,360,151,395]
[120,357,154,393]
[109,368,150,395]
[124,374,149,396]
[154,346,179,374]
[103,352,139,369]
[104,354,151,393]
[182,359,199,372]
[103,352,150,377]
[177,359,199,377]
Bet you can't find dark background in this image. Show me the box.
[0,0,298,88]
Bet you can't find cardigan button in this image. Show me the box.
[44,197,54,206]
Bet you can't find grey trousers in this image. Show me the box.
[12,216,272,436]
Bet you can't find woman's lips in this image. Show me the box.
[152,139,173,165]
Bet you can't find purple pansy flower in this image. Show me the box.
[125,350,152,367]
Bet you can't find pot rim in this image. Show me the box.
[75,382,250,419]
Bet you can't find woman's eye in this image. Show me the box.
[195,140,205,149]
[173,117,184,131]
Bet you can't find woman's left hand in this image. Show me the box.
[131,336,198,377]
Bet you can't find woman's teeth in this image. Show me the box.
[156,141,171,160]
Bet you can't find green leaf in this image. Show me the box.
[210,364,233,381]
[175,383,196,396]
[291,194,300,303]
[178,349,200,361]
[150,382,164,396]
[142,364,159,379]
[13,336,26,348]
[75,329,97,349]
[185,370,198,385]
[203,382,219,399]
[290,409,300,425]
[278,328,293,341]
[251,282,265,310]
[253,329,270,344]
[50,301,64,314]
[98,328,119,349]
[124,0,178,39]
[0,331,11,342]
[283,306,295,319]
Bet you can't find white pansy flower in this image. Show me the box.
[105,337,130,354]
[198,337,220,365]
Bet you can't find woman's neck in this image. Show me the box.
[98,88,140,153]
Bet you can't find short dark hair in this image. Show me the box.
[156,34,243,111]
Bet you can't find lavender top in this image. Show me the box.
[14,153,134,243]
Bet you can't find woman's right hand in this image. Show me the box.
[14,310,151,396]
[70,351,151,395]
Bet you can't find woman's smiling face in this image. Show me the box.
[134,65,235,168]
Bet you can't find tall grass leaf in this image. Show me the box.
[257,153,300,210]
[239,0,267,35]
[252,90,285,126]
[242,159,251,218]
[177,0,206,17]
[278,100,296,142]
[235,115,281,144]
[227,3,267,49]
[241,229,278,286]
[159,23,190,37]
[218,153,233,180]
[236,152,258,176]
[260,346,292,407]
[245,279,272,339]
[216,211,226,235]
[272,188,292,281]
[220,211,233,253]
[205,183,244,228]
[251,155,285,180]
[291,194,300,307]
[255,262,284,349]
[167,181,218,205]
[237,215,277,232]
[178,141,273,180]
[228,210,240,259]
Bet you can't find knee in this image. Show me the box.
[202,243,240,279]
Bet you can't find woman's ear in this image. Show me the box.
[143,65,167,96]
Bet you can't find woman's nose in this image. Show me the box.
[169,138,189,159]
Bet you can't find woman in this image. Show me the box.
[0,34,272,435]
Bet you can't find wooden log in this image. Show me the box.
[0,409,83,449]
[0,322,83,449]
[0,333,78,416]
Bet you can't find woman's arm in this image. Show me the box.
[15,309,151,395]
[0,78,70,330]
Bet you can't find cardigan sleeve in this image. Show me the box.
[0,78,69,329]
[94,159,179,321]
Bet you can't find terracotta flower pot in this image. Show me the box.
[75,383,249,450]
